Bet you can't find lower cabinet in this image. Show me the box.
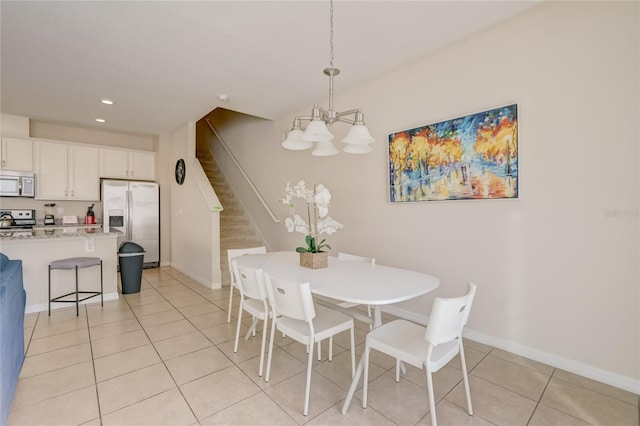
[34,141,99,200]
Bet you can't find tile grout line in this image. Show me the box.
[424,345,496,425]
[524,366,555,425]
[159,276,288,424]
[120,275,203,424]
[84,304,104,424]
[135,271,285,422]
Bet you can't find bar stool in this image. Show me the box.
[49,257,103,316]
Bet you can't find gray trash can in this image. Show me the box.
[118,242,146,294]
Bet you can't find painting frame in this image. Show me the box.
[388,104,518,203]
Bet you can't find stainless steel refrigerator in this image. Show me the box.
[102,180,160,268]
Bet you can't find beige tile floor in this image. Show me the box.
[9,266,639,426]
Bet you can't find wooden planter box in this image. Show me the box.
[299,252,328,269]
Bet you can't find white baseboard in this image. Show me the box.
[25,292,120,314]
[381,305,640,395]
[169,263,221,289]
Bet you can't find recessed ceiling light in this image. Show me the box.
[95,118,106,123]
[101,99,113,105]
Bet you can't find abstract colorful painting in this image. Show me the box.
[388,104,518,202]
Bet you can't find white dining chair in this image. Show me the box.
[231,260,271,377]
[361,282,477,426]
[264,272,356,416]
[227,246,267,323]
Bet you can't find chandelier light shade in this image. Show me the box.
[302,115,335,142]
[282,0,374,156]
[281,119,313,150]
[312,140,340,157]
[343,143,372,154]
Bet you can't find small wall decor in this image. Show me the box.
[388,104,518,202]
[175,158,186,185]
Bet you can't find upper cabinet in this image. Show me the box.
[1,137,33,171]
[34,140,99,200]
[99,148,155,181]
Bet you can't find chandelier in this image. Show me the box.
[281,0,374,156]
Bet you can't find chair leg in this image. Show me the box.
[265,317,277,383]
[328,337,333,362]
[48,265,52,316]
[233,301,243,353]
[245,317,258,341]
[258,316,268,377]
[362,344,371,408]
[227,283,234,323]
[349,327,355,377]
[317,341,321,360]
[75,265,79,317]
[395,358,401,382]
[303,337,314,416]
[426,366,438,426]
[100,261,104,306]
[459,340,473,415]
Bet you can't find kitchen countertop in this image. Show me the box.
[32,224,102,230]
[0,226,121,241]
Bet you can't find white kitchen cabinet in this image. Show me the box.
[68,145,99,200]
[34,141,99,200]
[99,148,155,180]
[1,137,33,171]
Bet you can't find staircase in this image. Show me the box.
[197,148,264,287]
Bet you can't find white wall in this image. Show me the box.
[208,1,639,391]
[29,120,156,151]
[0,114,29,137]
[165,122,221,288]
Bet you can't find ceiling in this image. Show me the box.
[1,1,540,137]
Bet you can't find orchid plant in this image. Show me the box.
[281,180,343,253]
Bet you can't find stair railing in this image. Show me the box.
[204,118,281,223]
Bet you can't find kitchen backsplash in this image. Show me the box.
[0,198,103,224]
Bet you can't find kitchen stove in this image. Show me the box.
[0,209,36,229]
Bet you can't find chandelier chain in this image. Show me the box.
[329,0,334,68]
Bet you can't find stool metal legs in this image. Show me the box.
[49,260,103,316]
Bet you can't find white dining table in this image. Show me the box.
[234,251,440,328]
[234,251,440,415]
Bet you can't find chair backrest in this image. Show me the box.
[232,261,267,302]
[264,273,316,323]
[424,282,477,347]
[338,252,376,265]
[227,246,267,285]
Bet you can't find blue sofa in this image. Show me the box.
[0,253,26,426]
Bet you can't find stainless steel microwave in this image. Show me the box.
[0,170,35,197]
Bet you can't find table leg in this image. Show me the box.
[373,306,382,328]
[341,352,364,414]
[343,305,381,415]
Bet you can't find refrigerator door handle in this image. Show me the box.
[127,190,133,239]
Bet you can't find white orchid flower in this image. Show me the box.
[317,216,343,235]
[314,185,332,217]
[281,181,293,205]
[284,214,309,235]
[282,180,342,242]
[293,180,308,199]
